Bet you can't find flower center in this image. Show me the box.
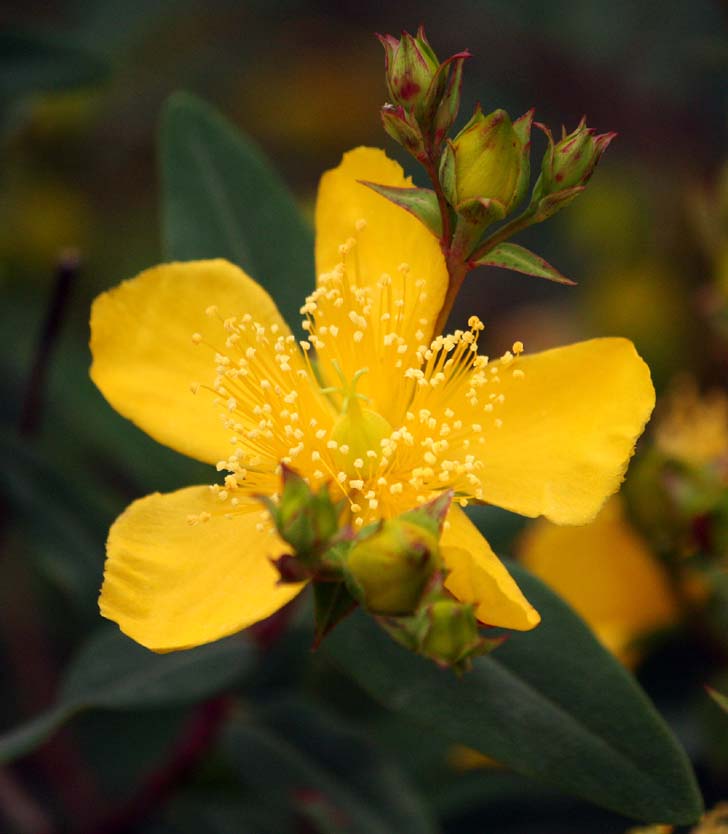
[189,220,525,532]
[326,366,394,479]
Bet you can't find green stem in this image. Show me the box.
[421,139,474,334]
[422,149,452,249]
[469,206,537,262]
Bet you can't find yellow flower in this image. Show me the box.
[90,147,655,652]
[519,497,679,666]
[655,378,728,469]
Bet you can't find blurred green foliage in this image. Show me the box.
[1,2,726,833]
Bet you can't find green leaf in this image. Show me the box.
[223,699,438,834]
[321,561,703,825]
[0,707,73,766]
[0,431,105,610]
[473,241,575,285]
[707,686,728,715]
[157,796,284,834]
[0,627,254,763]
[161,92,314,331]
[0,28,109,101]
[359,182,443,238]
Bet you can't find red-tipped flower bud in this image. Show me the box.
[378,27,440,118]
[539,118,616,194]
[378,28,470,156]
[380,104,426,161]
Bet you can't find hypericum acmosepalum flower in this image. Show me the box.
[90,147,655,652]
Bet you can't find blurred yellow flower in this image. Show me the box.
[90,147,655,652]
[655,379,728,469]
[0,177,90,269]
[519,496,679,666]
[625,826,673,834]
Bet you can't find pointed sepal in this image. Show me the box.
[360,180,443,238]
[432,52,469,146]
[511,108,535,209]
[536,182,586,221]
[472,242,576,285]
[312,581,358,649]
[401,489,453,532]
[455,196,507,227]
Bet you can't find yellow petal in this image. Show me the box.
[90,260,291,465]
[315,147,447,315]
[100,486,303,651]
[477,337,655,524]
[519,497,678,666]
[314,148,448,419]
[441,505,540,630]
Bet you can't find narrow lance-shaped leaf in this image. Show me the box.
[321,560,703,825]
[0,628,255,764]
[360,181,443,239]
[472,241,576,285]
[223,700,438,834]
[161,92,314,331]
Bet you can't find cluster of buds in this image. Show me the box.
[378,26,469,161]
[373,27,616,288]
[263,471,500,671]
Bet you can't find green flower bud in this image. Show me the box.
[378,28,470,155]
[380,104,426,161]
[445,107,526,215]
[431,54,468,145]
[420,600,482,666]
[263,466,340,562]
[539,118,616,194]
[378,27,440,118]
[345,519,440,615]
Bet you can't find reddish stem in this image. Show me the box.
[81,697,231,834]
[19,249,79,437]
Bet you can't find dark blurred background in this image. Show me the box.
[1,2,727,833]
